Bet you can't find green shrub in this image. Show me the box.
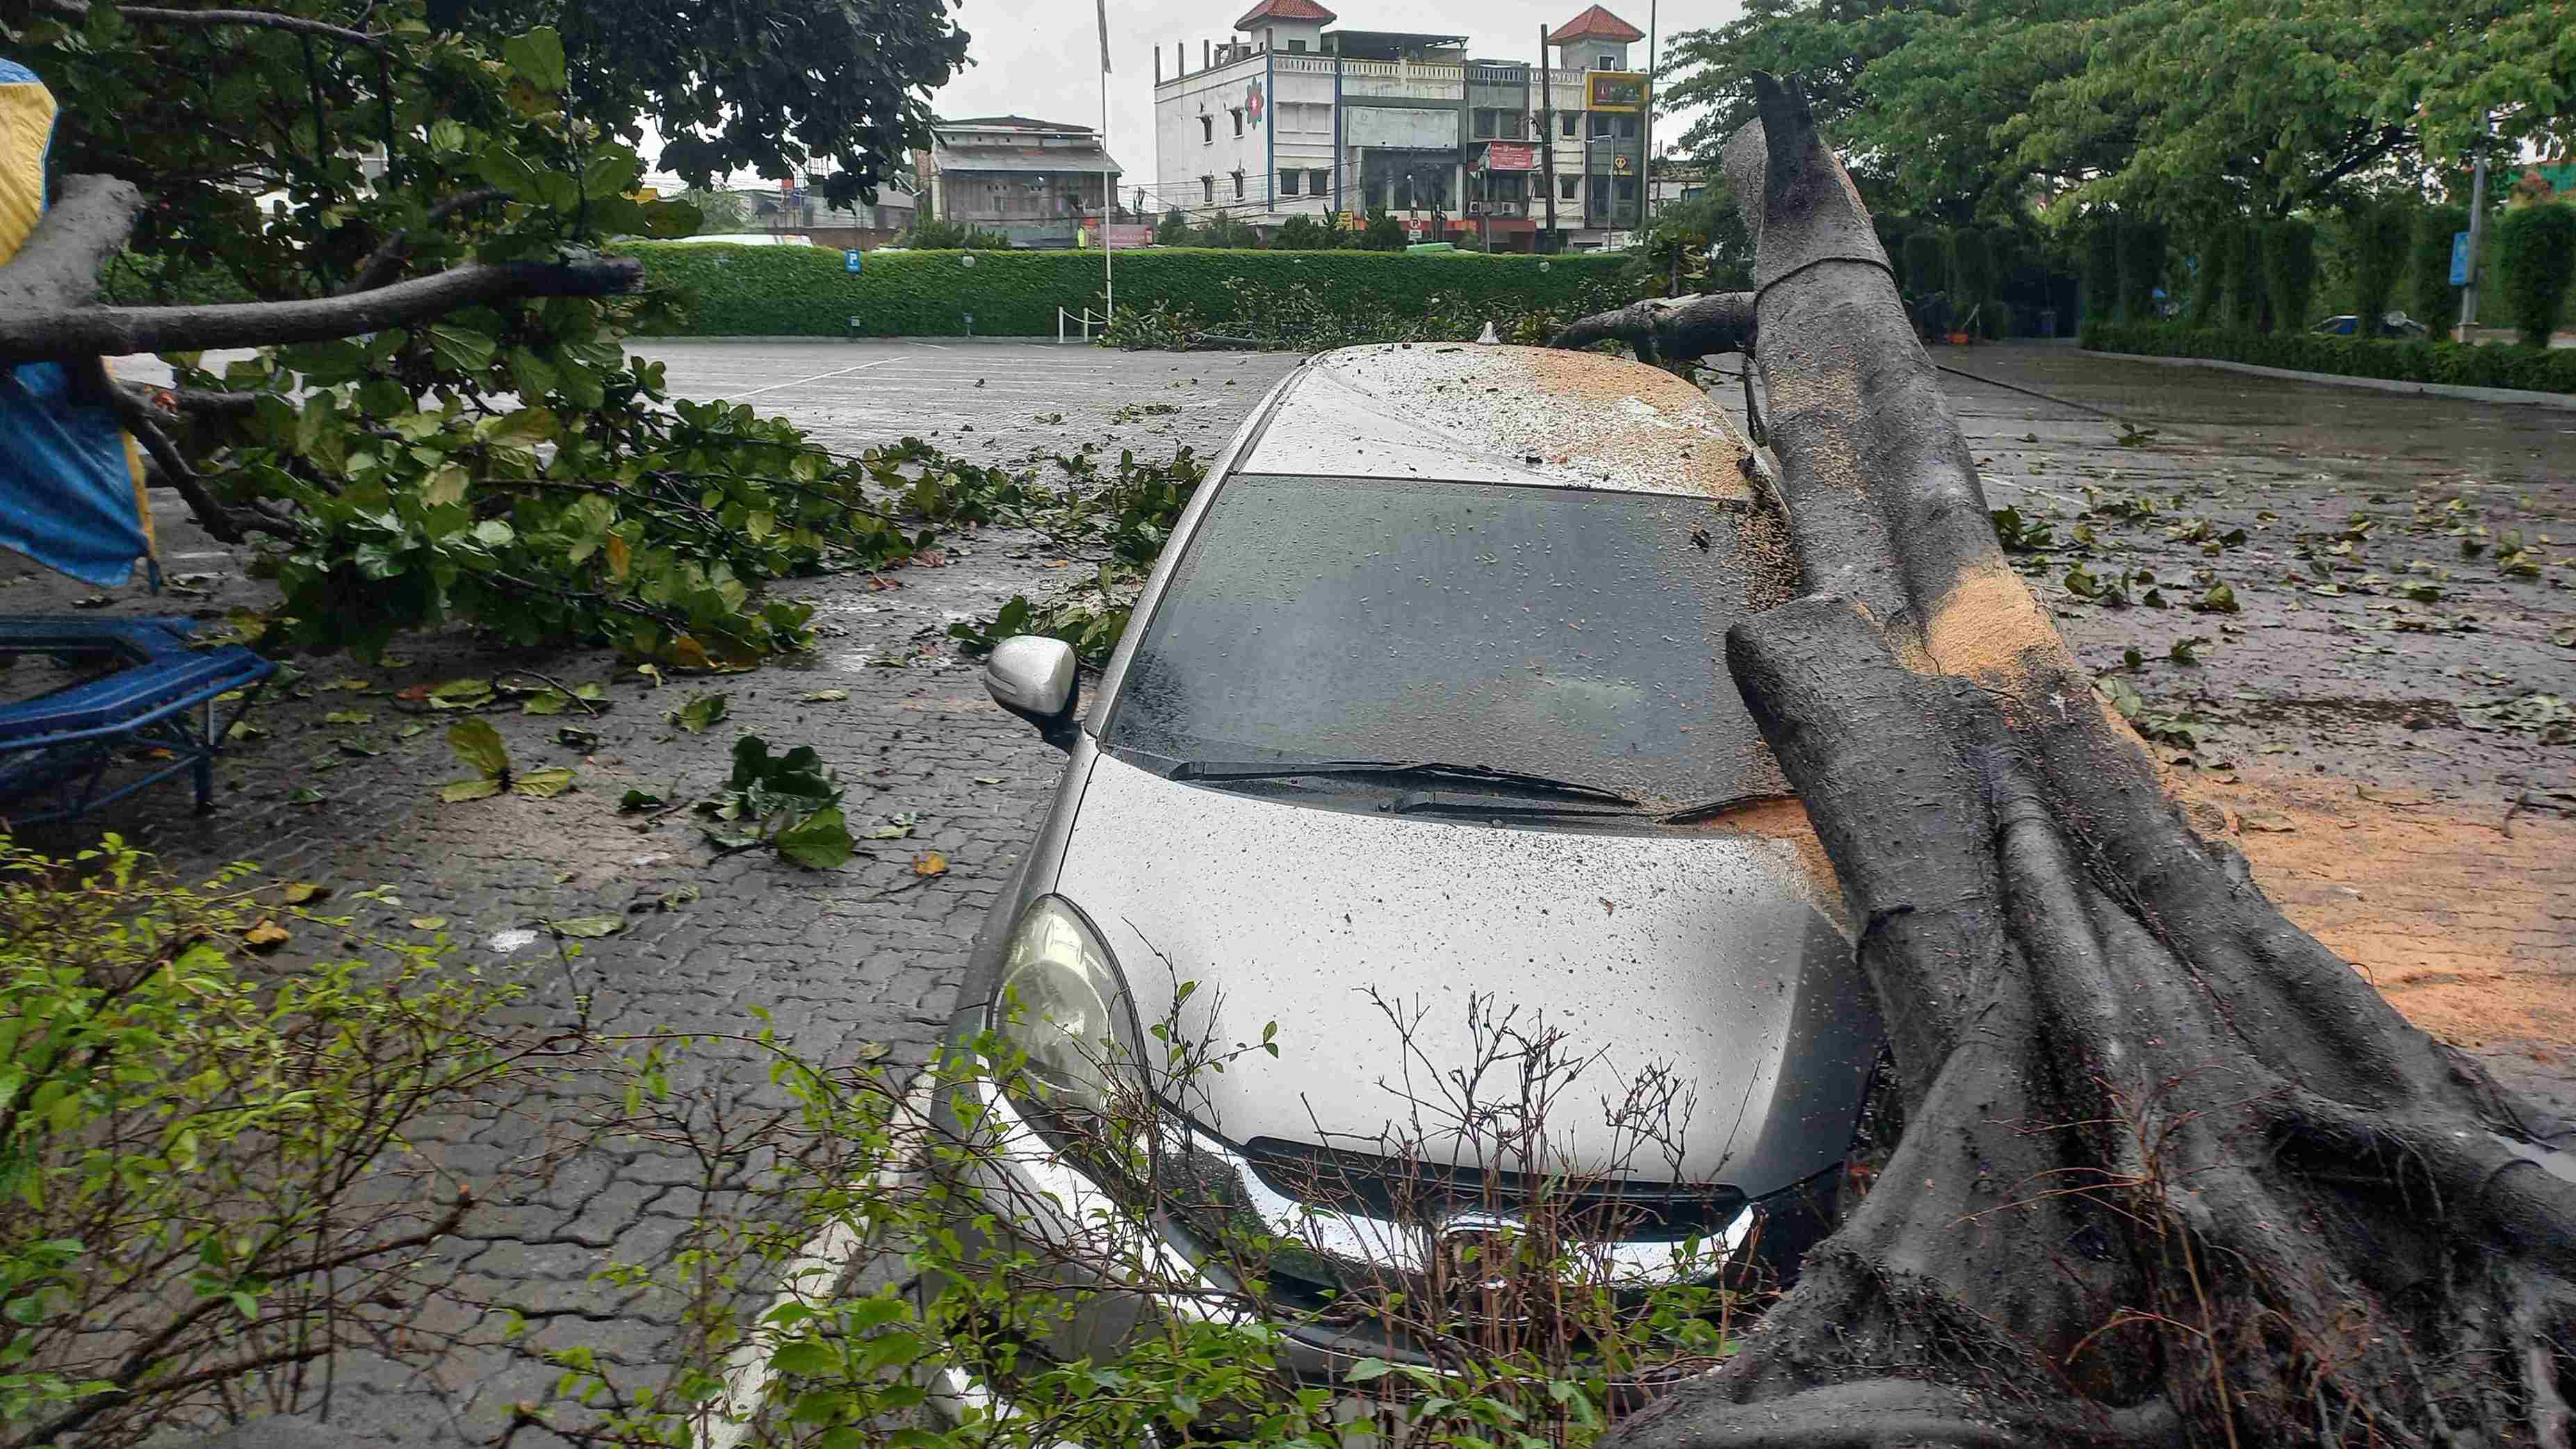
[2082,217,2119,323]
[2412,204,2470,327]
[2232,221,2269,330]
[2494,202,2576,346]
[2262,217,2320,331]
[2349,202,2413,336]
[0,835,525,1443]
[2118,218,2167,322]
[1902,230,1949,299]
[1155,207,1191,245]
[1357,208,1406,251]
[623,242,1635,338]
[2079,318,2576,394]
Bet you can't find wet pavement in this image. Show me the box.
[3,339,2568,1443]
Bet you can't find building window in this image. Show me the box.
[1615,176,1638,201]
[1287,38,1307,51]
[1281,170,1301,196]
[1310,167,1330,196]
[1200,115,1213,144]
[1617,114,1638,139]
[1560,110,1579,138]
[1558,174,1578,200]
[1201,176,1214,204]
[1232,170,1245,199]
[1590,113,1613,140]
[1474,108,1497,139]
[1598,52,1617,68]
[1232,108,1244,137]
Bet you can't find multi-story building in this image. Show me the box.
[918,115,1131,250]
[1149,1,1655,251]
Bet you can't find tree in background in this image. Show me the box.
[2185,232,2228,326]
[2263,215,2319,331]
[1196,211,1260,249]
[671,189,750,234]
[1271,214,1337,251]
[1900,229,1948,299]
[2117,215,2167,321]
[1948,225,2005,337]
[902,217,1010,249]
[426,0,965,208]
[2233,220,2271,329]
[1633,188,1752,295]
[1355,209,1407,251]
[1155,208,1191,246]
[2081,215,2119,325]
[2494,202,2576,346]
[2346,200,2412,335]
[2412,202,2470,328]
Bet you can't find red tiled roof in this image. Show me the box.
[1548,4,1644,44]
[1234,0,1337,30]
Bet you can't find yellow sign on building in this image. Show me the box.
[1585,70,1647,112]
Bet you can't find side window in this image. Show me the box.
[1590,113,1612,140]
[1281,170,1301,196]
[1474,108,1497,139]
[1201,176,1214,204]
[1232,170,1246,199]
[1200,115,1213,144]
[1558,174,1577,200]
[1617,114,1638,139]
[1599,52,1616,68]
[1310,168,1330,195]
[1287,38,1307,52]
[1560,110,1578,138]
[1232,108,1245,137]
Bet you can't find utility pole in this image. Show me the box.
[2456,129,2491,343]
[1641,0,1656,234]
[1538,26,1556,252]
[1096,0,1114,320]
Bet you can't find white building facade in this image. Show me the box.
[1149,1,1656,251]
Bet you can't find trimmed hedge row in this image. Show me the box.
[619,243,1635,338]
[2080,320,2576,395]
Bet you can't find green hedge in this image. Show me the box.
[2080,320,2576,395]
[619,243,1636,338]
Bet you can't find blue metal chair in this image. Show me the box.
[0,614,276,824]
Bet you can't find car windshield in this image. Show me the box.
[1102,474,1798,810]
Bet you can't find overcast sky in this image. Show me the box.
[926,0,1734,186]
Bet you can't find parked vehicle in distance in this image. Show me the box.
[929,343,1882,1407]
[2313,312,2432,338]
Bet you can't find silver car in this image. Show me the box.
[931,342,1882,1396]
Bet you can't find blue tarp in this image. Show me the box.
[0,58,156,588]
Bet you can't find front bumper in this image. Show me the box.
[918,1070,1843,1391]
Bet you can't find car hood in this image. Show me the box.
[1051,752,1880,1191]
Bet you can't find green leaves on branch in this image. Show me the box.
[696,736,854,869]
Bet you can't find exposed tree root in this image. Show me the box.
[1565,74,2576,1449]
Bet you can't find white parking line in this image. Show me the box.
[726,357,905,400]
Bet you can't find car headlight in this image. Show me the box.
[990,897,1138,1125]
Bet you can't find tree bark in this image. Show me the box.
[1570,74,2576,1449]
[1550,290,1756,370]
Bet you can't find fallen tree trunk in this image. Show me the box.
[1568,74,2575,1449]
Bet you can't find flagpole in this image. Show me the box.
[1098,0,1115,324]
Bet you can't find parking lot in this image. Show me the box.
[13,337,2570,1443]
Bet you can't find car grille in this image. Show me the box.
[1232,1136,1750,1243]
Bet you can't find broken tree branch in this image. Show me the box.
[340,186,509,295]
[38,0,388,49]
[1549,290,1756,370]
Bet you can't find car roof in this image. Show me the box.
[1239,343,1757,500]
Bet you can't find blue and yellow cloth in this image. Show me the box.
[0,58,156,588]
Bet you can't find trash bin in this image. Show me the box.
[2039,307,2059,338]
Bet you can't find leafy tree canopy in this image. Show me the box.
[1658,0,2571,220]
[426,0,968,207]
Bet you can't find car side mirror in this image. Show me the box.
[984,635,1080,750]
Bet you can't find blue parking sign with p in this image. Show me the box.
[2449,231,2471,286]
[845,248,863,273]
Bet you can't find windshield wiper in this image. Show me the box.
[1168,758,1640,807]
